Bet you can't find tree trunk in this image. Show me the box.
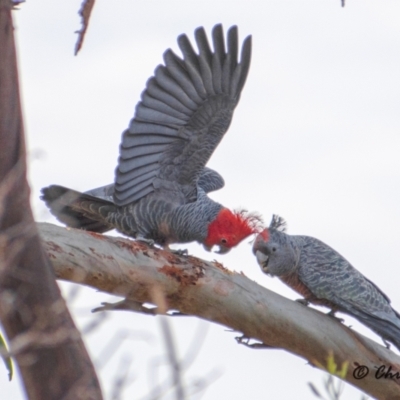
[0,2,102,399]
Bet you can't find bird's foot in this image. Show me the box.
[326,310,344,323]
[167,310,187,316]
[171,249,188,256]
[92,298,187,316]
[167,247,189,256]
[92,299,157,315]
[296,298,310,306]
[135,236,155,247]
[235,334,275,349]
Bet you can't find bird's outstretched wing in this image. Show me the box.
[114,24,251,206]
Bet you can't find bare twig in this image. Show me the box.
[95,329,154,370]
[75,0,96,55]
[153,287,186,400]
[110,355,134,400]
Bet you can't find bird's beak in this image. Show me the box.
[203,244,213,252]
[215,244,230,254]
[255,250,269,273]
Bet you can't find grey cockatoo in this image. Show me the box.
[252,215,400,350]
[41,25,262,253]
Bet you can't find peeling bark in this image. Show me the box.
[39,222,400,400]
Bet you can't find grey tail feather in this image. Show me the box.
[354,311,400,351]
[40,185,114,233]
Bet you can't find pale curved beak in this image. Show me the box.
[215,244,230,254]
[255,250,269,272]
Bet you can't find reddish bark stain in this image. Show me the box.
[46,241,63,253]
[163,253,183,264]
[213,280,234,296]
[88,247,115,261]
[212,260,232,274]
[159,264,204,286]
[86,231,106,240]
[116,239,150,254]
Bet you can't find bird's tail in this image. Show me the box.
[356,311,400,351]
[41,185,116,233]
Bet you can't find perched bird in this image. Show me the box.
[252,215,400,350]
[41,24,261,253]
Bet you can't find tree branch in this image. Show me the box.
[38,222,400,400]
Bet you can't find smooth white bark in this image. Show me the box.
[39,222,400,400]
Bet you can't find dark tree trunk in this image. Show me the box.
[0,2,102,399]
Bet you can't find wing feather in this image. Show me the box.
[146,78,196,113]
[230,35,252,97]
[163,49,206,101]
[116,170,158,192]
[197,167,225,193]
[141,92,191,119]
[117,163,159,185]
[115,185,154,204]
[222,27,238,92]
[120,143,169,159]
[212,25,225,65]
[118,153,161,173]
[135,103,188,126]
[128,121,178,136]
[178,34,209,98]
[115,24,252,206]
[194,28,214,95]
[122,134,174,147]
[115,179,153,201]
[154,66,200,109]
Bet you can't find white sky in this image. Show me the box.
[1,0,400,399]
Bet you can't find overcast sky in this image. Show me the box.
[2,0,400,399]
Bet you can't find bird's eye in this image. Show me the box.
[221,238,227,244]
[272,247,277,252]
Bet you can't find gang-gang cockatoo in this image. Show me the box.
[41,24,262,254]
[253,215,400,350]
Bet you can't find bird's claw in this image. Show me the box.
[167,310,187,316]
[296,298,310,306]
[135,236,155,247]
[326,310,344,323]
[235,334,274,349]
[92,299,188,317]
[170,248,189,256]
[92,299,157,315]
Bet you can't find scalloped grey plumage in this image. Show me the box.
[253,222,400,350]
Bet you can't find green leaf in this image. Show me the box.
[326,353,338,375]
[0,333,13,381]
